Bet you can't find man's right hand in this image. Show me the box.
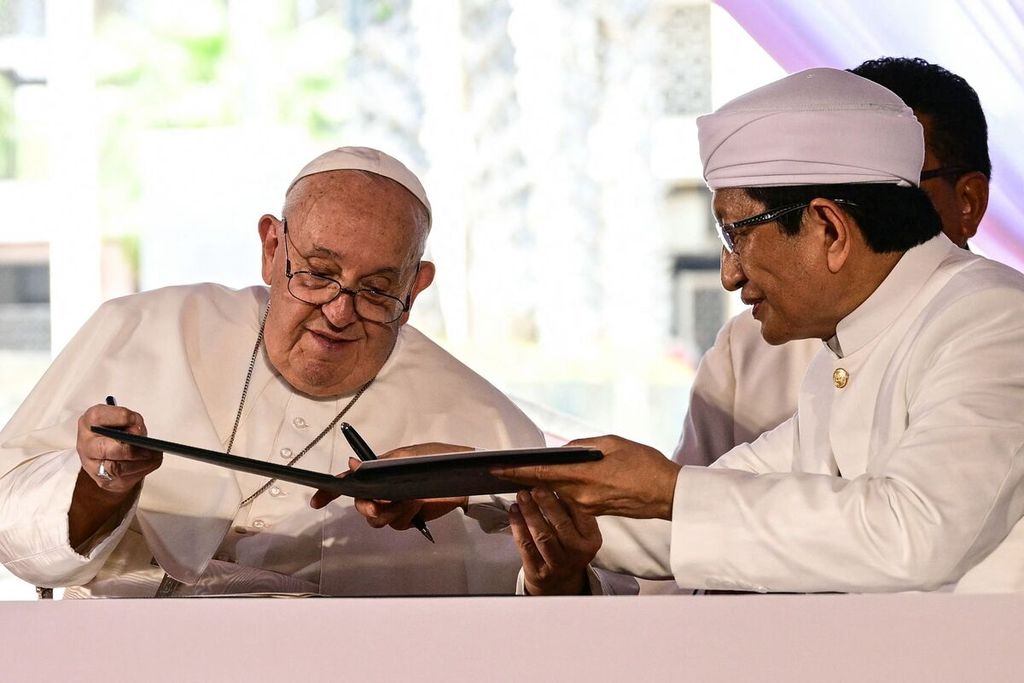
[510,487,601,595]
[70,403,163,547]
[76,403,163,493]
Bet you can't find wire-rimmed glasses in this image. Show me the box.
[919,166,970,183]
[716,199,859,253]
[282,218,412,324]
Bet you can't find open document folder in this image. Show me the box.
[91,426,602,500]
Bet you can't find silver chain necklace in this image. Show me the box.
[232,300,374,508]
[156,301,373,597]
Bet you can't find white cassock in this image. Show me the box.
[673,311,820,467]
[0,284,544,597]
[599,235,1024,593]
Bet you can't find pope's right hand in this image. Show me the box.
[76,403,163,495]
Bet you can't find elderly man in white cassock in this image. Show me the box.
[0,146,545,597]
[384,68,1024,594]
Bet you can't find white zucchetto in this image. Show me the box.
[288,146,432,224]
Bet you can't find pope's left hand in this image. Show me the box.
[309,443,471,528]
[493,435,681,520]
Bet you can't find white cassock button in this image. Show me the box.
[270,486,283,497]
[833,368,850,389]
[293,417,307,429]
[252,519,266,529]
[279,447,293,459]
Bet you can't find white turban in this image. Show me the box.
[698,68,924,190]
[288,146,432,224]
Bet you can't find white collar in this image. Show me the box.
[830,234,958,359]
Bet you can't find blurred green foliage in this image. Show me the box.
[179,34,227,83]
[90,1,353,237]
[0,74,14,178]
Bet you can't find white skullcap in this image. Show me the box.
[287,146,432,224]
[698,67,924,190]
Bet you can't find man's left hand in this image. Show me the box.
[493,435,682,520]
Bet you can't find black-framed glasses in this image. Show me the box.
[715,199,859,253]
[919,166,970,182]
[281,218,412,324]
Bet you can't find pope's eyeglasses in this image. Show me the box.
[281,218,413,324]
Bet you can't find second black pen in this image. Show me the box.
[340,422,435,543]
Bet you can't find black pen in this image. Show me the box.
[340,422,435,543]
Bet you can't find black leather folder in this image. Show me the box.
[90,426,602,500]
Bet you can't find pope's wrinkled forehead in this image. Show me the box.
[697,67,925,190]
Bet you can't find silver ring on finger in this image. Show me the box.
[97,460,115,482]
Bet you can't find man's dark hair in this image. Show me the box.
[851,57,991,180]
[745,183,942,253]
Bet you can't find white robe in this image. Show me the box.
[598,235,1024,593]
[673,312,820,467]
[0,284,544,596]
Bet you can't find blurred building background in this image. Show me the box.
[0,0,780,453]
[1,0,780,598]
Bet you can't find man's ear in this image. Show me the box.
[258,215,280,285]
[398,261,436,325]
[954,172,989,245]
[808,198,854,274]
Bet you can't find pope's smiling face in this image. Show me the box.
[258,170,434,397]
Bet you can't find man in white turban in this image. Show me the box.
[0,146,545,597]
[676,57,993,471]
[485,67,1024,593]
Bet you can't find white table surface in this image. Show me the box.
[2,593,1021,682]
